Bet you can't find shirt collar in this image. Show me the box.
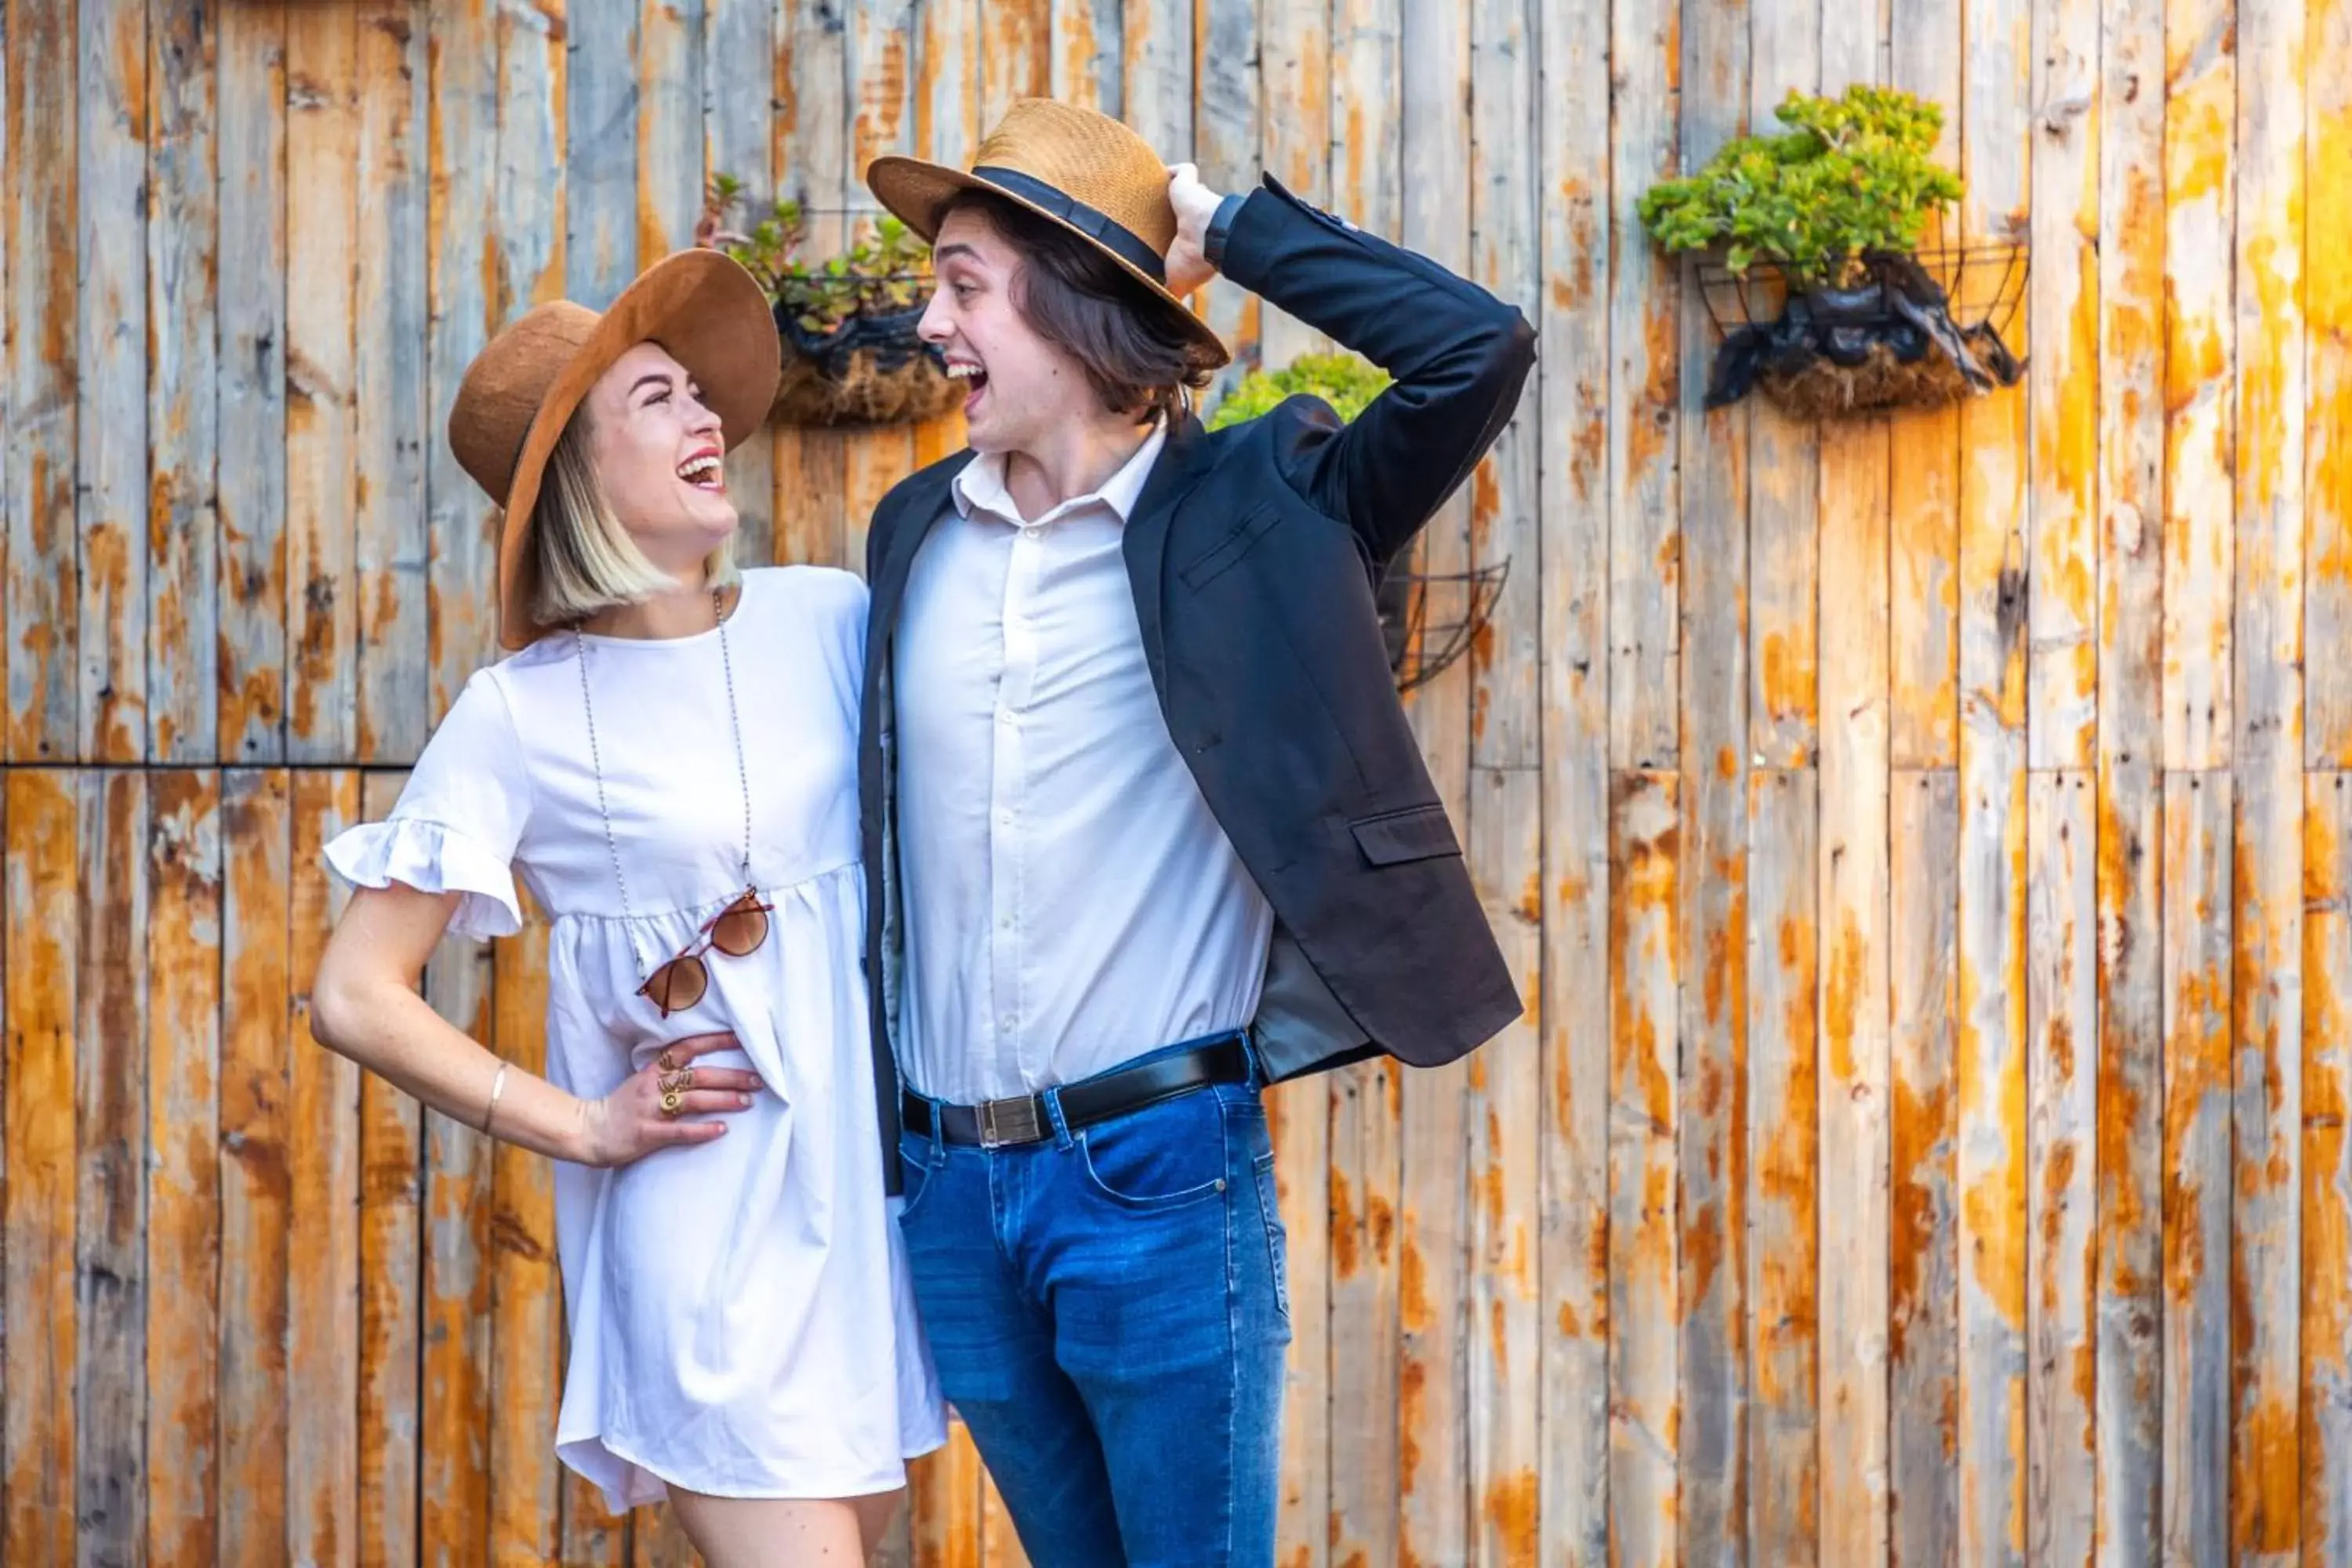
[951,418,1169,527]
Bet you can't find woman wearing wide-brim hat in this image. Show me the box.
[308,248,946,1564]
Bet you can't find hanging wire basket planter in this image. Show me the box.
[1377,554,1511,694]
[769,278,963,427]
[699,192,962,428]
[1693,215,2028,419]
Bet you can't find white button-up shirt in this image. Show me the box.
[892,423,1275,1105]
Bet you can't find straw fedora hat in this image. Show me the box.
[865,98,1229,367]
[448,249,780,650]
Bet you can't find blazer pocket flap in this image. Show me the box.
[1349,804,1461,866]
[1176,506,1281,590]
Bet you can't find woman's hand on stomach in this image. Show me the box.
[575,1030,765,1168]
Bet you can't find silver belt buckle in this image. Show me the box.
[977,1094,1043,1148]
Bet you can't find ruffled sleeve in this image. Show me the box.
[323,668,532,941]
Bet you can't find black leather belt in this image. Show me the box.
[902,1035,1254,1149]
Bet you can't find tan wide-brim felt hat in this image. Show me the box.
[448,249,781,650]
[866,97,1230,368]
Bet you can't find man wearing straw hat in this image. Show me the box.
[854,98,1533,1564]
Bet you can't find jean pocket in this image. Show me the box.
[1250,1149,1291,1323]
[896,1134,940,1222]
[1076,1092,1229,1212]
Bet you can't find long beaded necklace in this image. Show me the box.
[573,586,756,982]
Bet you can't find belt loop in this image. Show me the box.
[1042,1087,1075,1149]
[1239,1026,1265,1090]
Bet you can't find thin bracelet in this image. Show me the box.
[481,1062,510,1135]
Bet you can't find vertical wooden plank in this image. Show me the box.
[1396,2,1474,1558]
[2026,773,2097,1566]
[3,771,78,1563]
[1121,0,1190,157]
[1606,0,1679,773]
[633,1501,696,1568]
[1817,0,1892,1522]
[76,771,149,1563]
[1674,0,1751,1555]
[217,1,289,763]
[1890,771,1960,1567]
[2025,0,2100,771]
[1465,2,1539,1563]
[491,0,568,630]
[978,1472,1025,1567]
[2311,0,2352,768]
[78,0,148,760]
[426,0,499,728]
[1051,0,1120,111]
[637,0,702,268]
[2305,776,2352,1563]
[985,0,1051,123]
[1269,1075,1333,1568]
[289,769,361,1568]
[1328,5,1401,1552]
[5,0,78,761]
[2161,0,2234,771]
[843,0,915,588]
[1256,0,1328,368]
[2231,0,2309,1559]
[913,0,978,507]
[1609,773,1681,1568]
[568,0,638,309]
[1744,0,1819,774]
[706,0,777,565]
[1746,768,1818,1563]
[147,770,222,1567]
[285,4,360,764]
[563,1469,630,1568]
[488,890,562,1566]
[2094,0,2168,1559]
[906,1421,983,1568]
[1191,0,1260,397]
[1818,413,1891,1568]
[771,0,847,572]
[219,768,292,1566]
[1956,0,2031,1551]
[147,0,219,764]
[357,771,422,1566]
[1534,0,1610,1559]
[356,0,431,764]
[2161,771,2231,1564]
[1889,0,1963,774]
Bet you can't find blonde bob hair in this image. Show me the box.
[528,409,738,633]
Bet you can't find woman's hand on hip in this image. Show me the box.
[572,1031,764,1167]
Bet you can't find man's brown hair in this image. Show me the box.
[941,191,1221,419]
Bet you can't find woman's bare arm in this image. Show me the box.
[309,882,759,1166]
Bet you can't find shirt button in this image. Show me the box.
[1021,525,1041,541]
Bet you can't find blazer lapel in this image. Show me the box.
[866,452,973,671]
[1122,415,1217,690]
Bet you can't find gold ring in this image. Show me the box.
[660,1089,684,1117]
[658,1067,694,1094]
[656,1049,681,1073]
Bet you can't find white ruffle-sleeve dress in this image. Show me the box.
[324,565,946,1512]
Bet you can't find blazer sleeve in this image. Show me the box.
[1214,174,1537,564]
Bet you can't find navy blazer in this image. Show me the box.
[856,174,1537,1187]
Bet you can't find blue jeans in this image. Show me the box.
[895,1046,1292,1567]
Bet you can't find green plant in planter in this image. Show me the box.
[700,174,932,336]
[1637,85,1963,289]
[1205,350,1392,430]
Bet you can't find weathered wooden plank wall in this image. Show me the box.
[2,0,2345,1563]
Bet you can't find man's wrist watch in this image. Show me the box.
[1202,192,1247,269]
